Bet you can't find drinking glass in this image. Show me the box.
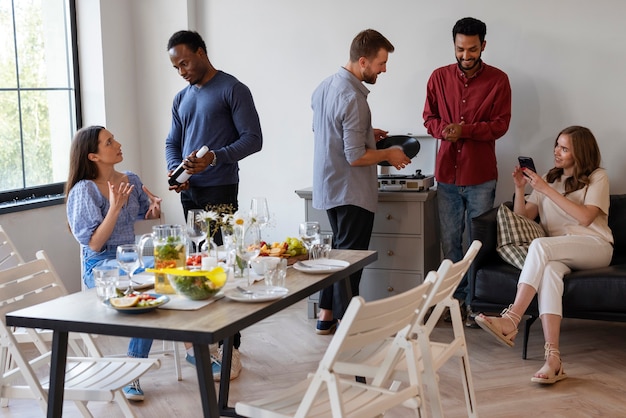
[236,224,261,287]
[116,244,141,295]
[250,197,270,232]
[314,232,333,259]
[94,266,119,302]
[265,258,288,288]
[299,221,320,260]
[186,209,208,253]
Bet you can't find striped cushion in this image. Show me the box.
[496,204,545,270]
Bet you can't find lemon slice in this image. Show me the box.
[109,295,140,308]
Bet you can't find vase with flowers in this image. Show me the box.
[230,212,261,286]
[202,204,247,277]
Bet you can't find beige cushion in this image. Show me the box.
[496,204,546,269]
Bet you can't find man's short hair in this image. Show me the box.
[349,29,394,62]
[167,30,207,54]
[452,17,487,44]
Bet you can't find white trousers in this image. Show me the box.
[518,235,613,317]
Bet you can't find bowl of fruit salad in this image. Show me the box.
[155,266,228,300]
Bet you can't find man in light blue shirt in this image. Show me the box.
[311,29,410,334]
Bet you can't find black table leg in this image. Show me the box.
[193,343,220,417]
[219,336,242,417]
[47,330,68,418]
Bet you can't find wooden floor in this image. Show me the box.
[4,299,626,417]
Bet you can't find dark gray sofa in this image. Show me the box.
[469,194,626,359]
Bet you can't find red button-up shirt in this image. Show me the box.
[423,62,511,186]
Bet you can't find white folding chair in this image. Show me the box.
[413,240,482,417]
[1,226,87,410]
[0,250,160,417]
[334,240,482,417]
[235,277,433,418]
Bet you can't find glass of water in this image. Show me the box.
[94,265,119,302]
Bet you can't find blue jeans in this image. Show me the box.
[82,246,154,358]
[437,180,496,304]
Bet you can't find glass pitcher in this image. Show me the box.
[138,224,187,294]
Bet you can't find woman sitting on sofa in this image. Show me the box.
[476,125,613,384]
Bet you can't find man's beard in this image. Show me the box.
[362,69,378,84]
[456,55,482,73]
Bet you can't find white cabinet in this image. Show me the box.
[295,188,440,315]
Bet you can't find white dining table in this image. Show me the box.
[5,249,377,418]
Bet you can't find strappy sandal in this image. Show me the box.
[531,342,567,384]
[475,304,521,347]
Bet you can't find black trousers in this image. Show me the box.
[181,183,241,348]
[181,183,239,246]
[319,205,374,319]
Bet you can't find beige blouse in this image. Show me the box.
[526,168,613,244]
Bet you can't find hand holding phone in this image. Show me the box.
[518,156,536,178]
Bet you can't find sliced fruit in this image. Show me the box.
[109,295,140,308]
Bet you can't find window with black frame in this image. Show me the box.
[0,0,80,214]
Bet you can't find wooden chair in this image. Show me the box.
[235,277,434,418]
[0,250,160,417]
[334,240,482,417]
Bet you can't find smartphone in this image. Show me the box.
[518,156,536,177]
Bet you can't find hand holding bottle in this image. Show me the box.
[168,146,209,187]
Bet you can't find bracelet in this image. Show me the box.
[209,150,217,166]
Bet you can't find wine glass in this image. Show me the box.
[186,209,208,253]
[236,224,261,287]
[116,244,141,295]
[299,221,320,260]
[250,197,270,230]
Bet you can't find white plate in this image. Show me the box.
[116,272,155,290]
[292,259,350,274]
[224,286,288,302]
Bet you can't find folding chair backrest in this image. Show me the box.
[0,254,67,321]
[418,240,482,328]
[0,225,24,271]
[324,279,432,362]
[297,280,433,416]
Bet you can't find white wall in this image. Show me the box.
[3,0,626,292]
[194,0,626,238]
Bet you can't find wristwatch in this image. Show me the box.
[209,150,217,166]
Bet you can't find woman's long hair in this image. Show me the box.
[64,125,105,198]
[545,125,601,196]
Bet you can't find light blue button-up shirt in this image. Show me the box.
[311,67,377,213]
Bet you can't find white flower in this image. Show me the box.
[202,210,220,223]
[232,210,252,227]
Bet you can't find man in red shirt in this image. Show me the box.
[423,17,511,321]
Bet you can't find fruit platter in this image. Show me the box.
[258,237,308,265]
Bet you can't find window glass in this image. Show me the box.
[0,0,79,211]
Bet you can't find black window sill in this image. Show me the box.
[0,194,65,215]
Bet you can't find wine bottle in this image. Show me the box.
[168,145,210,186]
